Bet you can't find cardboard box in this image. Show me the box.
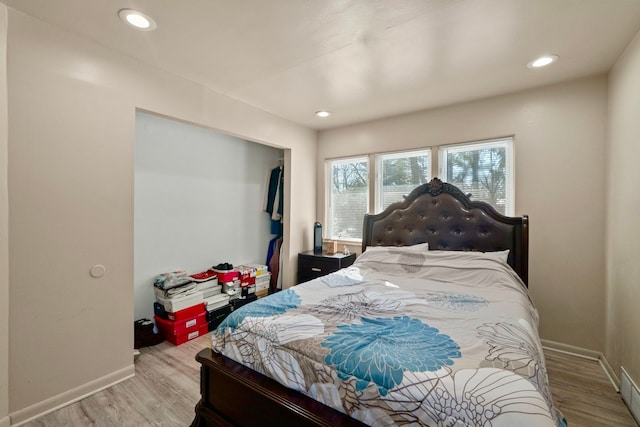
[325,240,338,255]
[255,280,269,293]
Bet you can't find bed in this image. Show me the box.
[191,178,564,427]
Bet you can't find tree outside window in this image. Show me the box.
[440,138,513,215]
[327,157,368,239]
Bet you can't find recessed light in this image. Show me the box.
[315,111,331,118]
[527,54,559,69]
[118,9,157,31]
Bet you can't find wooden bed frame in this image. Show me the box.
[191,177,529,427]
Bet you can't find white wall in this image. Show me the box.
[0,5,9,427]
[134,111,282,322]
[318,76,608,352]
[607,28,640,386]
[6,8,316,423]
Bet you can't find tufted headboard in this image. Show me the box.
[362,177,529,286]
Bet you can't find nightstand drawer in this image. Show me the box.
[297,251,356,284]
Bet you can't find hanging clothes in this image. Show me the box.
[268,237,283,294]
[265,163,284,292]
[264,165,284,235]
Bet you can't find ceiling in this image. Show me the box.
[3,0,640,130]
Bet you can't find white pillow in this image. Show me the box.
[427,249,510,263]
[365,242,429,253]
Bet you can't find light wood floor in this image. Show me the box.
[23,333,637,426]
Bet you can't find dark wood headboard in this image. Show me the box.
[362,177,529,286]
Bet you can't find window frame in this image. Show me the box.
[324,136,515,242]
[374,148,433,213]
[325,155,370,242]
[438,137,514,216]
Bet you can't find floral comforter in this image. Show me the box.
[211,248,566,427]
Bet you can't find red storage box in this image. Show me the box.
[166,324,208,346]
[167,303,205,321]
[236,265,257,282]
[213,269,239,282]
[155,312,206,336]
[240,276,256,287]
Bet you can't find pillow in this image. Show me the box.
[365,242,429,253]
[427,249,510,263]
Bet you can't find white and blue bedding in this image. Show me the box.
[211,248,566,427]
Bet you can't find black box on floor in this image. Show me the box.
[232,294,257,311]
[206,304,232,331]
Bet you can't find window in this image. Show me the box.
[439,138,513,216]
[376,149,431,212]
[325,137,514,240]
[326,157,369,240]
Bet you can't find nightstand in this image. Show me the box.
[297,250,356,284]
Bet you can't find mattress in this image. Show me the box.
[211,248,566,427]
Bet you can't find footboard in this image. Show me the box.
[192,348,367,427]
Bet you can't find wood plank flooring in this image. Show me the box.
[23,333,637,426]
[544,350,637,427]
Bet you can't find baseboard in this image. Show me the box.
[599,353,620,391]
[0,415,10,427]
[541,339,600,361]
[541,339,628,398]
[10,364,135,426]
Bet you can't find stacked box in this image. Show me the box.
[241,284,256,297]
[236,265,258,288]
[202,284,222,299]
[212,268,239,283]
[207,304,232,331]
[205,293,230,311]
[156,291,204,313]
[232,294,257,310]
[154,307,207,346]
[255,272,271,298]
[195,277,218,291]
[221,279,241,300]
[245,264,269,277]
[166,303,205,321]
